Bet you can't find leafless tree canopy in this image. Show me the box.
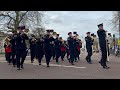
[0,11,44,33]
[112,11,120,32]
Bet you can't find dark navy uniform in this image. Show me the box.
[49,36,55,60]
[10,33,17,67]
[65,43,70,60]
[85,33,93,64]
[74,38,82,61]
[44,34,51,67]
[15,33,29,70]
[67,32,75,65]
[97,23,109,69]
[4,43,8,61]
[54,37,61,63]
[73,38,78,61]
[35,38,44,65]
[29,36,36,63]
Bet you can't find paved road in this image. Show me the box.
[0,52,120,79]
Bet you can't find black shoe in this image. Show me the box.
[31,61,33,63]
[21,65,24,69]
[88,62,92,64]
[85,58,88,62]
[71,63,74,65]
[103,66,110,69]
[56,62,59,64]
[39,63,41,65]
[47,65,49,67]
[13,65,15,67]
[99,61,101,63]
[17,68,20,70]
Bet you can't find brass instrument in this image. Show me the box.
[75,34,79,39]
[4,36,11,46]
[52,32,57,36]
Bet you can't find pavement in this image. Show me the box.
[0,51,120,79]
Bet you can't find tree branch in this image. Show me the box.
[19,11,28,23]
[0,13,15,21]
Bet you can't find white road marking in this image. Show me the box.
[0,60,86,69]
[33,63,86,69]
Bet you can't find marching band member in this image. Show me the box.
[75,34,82,61]
[35,36,44,65]
[49,31,55,60]
[29,34,37,63]
[4,35,12,64]
[15,26,29,70]
[93,35,99,53]
[60,37,66,61]
[97,23,110,69]
[67,32,75,65]
[85,32,94,64]
[10,31,17,67]
[44,30,52,67]
[54,34,61,64]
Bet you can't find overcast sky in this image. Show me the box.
[43,11,114,40]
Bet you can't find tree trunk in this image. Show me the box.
[14,11,20,32]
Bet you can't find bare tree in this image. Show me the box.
[112,11,120,32]
[32,27,45,37]
[112,11,120,39]
[0,11,44,32]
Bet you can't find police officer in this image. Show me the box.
[67,32,75,65]
[54,34,61,64]
[97,23,110,69]
[85,32,93,64]
[44,30,52,67]
[15,26,29,70]
[29,34,36,63]
[10,31,17,67]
